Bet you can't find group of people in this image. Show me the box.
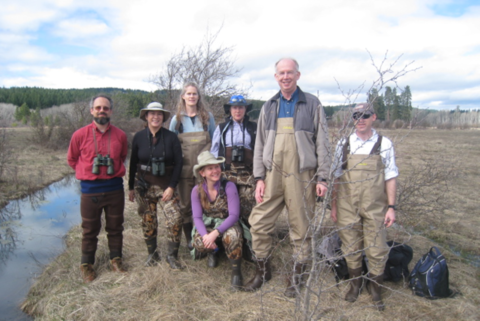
[67,58,398,310]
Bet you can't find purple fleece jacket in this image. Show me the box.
[191,180,240,236]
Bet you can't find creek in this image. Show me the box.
[0,175,81,320]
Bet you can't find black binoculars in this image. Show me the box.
[92,154,114,175]
[231,146,244,163]
[151,156,165,176]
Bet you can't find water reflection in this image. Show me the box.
[0,175,81,321]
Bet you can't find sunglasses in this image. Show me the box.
[93,106,111,111]
[352,112,372,120]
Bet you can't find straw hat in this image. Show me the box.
[139,102,171,121]
[192,151,225,181]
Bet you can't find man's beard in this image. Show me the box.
[94,117,110,125]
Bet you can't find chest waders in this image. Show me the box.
[336,140,389,276]
[248,118,316,263]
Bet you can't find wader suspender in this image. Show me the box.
[92,127,111,156]
[341,135,383,170]
[175,116,209,133]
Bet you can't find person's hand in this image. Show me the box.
[128,190,135,202]
[316,182,327,197]
[330,205,337,223]
[384,208,396,228]
[255,179,265,203]
[161,187,174,202]
[202,230,219,250]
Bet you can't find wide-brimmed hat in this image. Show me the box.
[223,95,253,114]
[193,151,225,181]
[139,102,171,121]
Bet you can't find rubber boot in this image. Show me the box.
[284,263,306,298]
[207,250,218,268]
[230,259,243,291]
[367,274,385,311]
[345,267,363,302]
[145,238,161,267]
[166,241,184,270]
[183,222,194,250]
[242,258,272,292]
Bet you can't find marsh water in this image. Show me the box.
[0,176,81,321]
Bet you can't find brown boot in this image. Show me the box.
[345,267,363,302]
[110,257,127,273]
[243,258,272,292]
[367,274,385,311]
[285,263,306,298]
[166,241,185,270]
[230,259,243,291]
[80,263,96,283]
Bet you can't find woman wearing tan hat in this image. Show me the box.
[128,102,184,269]
[191,151,244,290]
[169,83,216,250]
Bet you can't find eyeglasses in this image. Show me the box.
[352,112,372,120]
[93,106,111,111]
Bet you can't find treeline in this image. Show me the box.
[0,87,155,110]
[368,86,412,122]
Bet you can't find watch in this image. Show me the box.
[388,205,396,210]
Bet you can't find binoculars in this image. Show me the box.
[231,146,245,163]
[151,156,165,176]
[92,154,114,175]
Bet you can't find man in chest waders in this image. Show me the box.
[330,102,399,311]
[243,58,331,297]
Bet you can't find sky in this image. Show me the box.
[1,0,479,110]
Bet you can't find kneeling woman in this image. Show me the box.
[191,151,244,290]
[128,102,184,269]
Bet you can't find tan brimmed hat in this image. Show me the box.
[139,102,171,121]
[193,151,225,181]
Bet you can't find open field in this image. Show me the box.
[7,128,480,320]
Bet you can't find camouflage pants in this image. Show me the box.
[193,222,243,260]
[134,182,183,243]
[223,167,255,223]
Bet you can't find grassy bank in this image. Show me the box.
[15,129,480,320]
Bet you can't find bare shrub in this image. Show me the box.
[150,27,247,118]
[437,122,453,130]
[392,119,405,129]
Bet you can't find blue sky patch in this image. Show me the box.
[430,0,478,17]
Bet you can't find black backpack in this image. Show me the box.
[384,241,413,282]
[409,247,453,299]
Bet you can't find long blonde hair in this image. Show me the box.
[197,181,212,210]
[175,82,210,126]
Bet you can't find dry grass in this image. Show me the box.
[0,127,73,205]
[15,129,480,320]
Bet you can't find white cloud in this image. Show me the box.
[0,0,479,110]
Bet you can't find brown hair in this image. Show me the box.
[175,82,210,126]
[197,181,211,210]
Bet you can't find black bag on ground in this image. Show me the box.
[409,246,453,299]
[384,241,413,282]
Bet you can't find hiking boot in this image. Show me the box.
[110,257,127,273]
[230,259,243,291]
[345,267,363,302]
[243,258,272,292]
[285,263,306,298]
[80,263,96,283]
[207,251,218,268]
[367,274,385,311]
[166,241,185,270]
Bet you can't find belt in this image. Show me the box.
[140,165,151,171]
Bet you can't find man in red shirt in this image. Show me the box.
[67,95,128,283]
